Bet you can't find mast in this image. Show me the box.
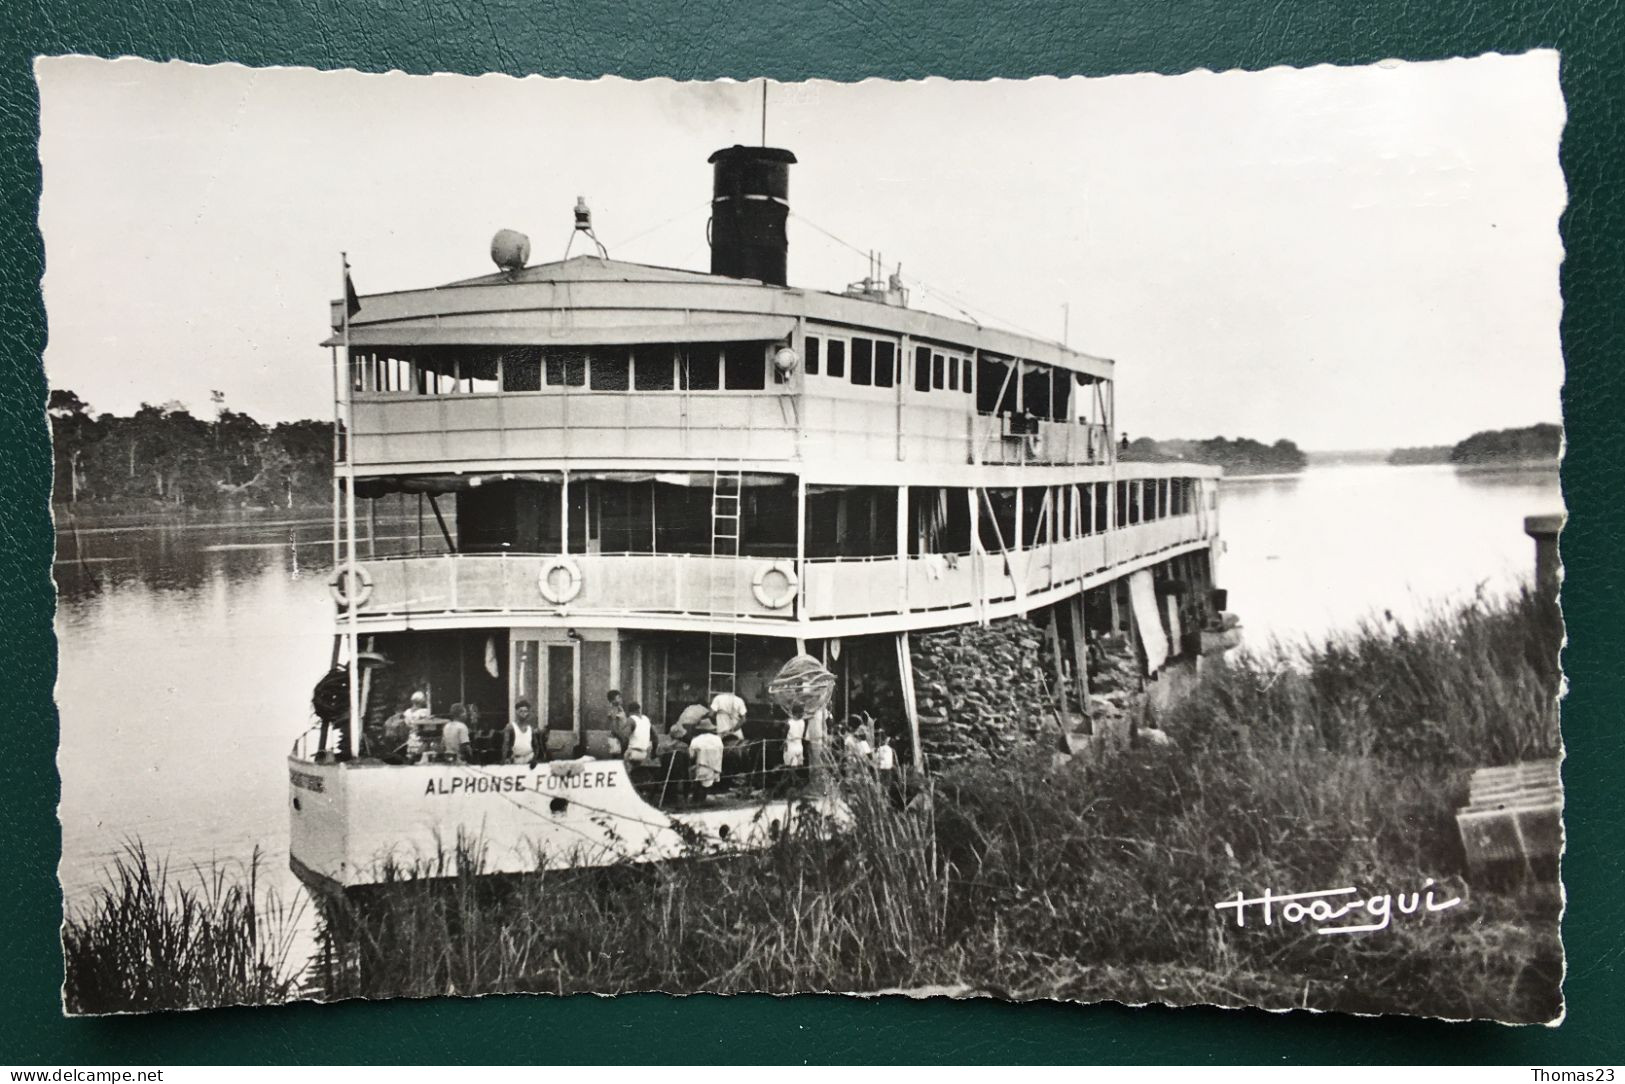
[341,253,362,758]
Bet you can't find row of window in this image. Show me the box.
[804,334,899,387]
[908,478,1205,556]
[805,329,1102,424]
[350,334,1108,428]
[351,342,773,396]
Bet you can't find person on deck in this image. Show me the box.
[688,717,724,794]
[780,713,807,789]
[843,716,874,763]
[709,689,747,739]
[623,701,653,765]
[670,702,711,742]
[441,703,472,763]
[605,690,628,753]
[503,699,541,766]
[380,709,411,764]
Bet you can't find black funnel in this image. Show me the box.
[708,145,797,286]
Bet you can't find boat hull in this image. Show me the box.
[289,755,836,894]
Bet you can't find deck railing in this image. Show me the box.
[349,512,1210,623]
[348,390,1112,471]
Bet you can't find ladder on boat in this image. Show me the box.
[707,463,743,698]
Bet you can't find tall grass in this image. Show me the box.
[66,589,1563,1020]
[323,777,949,998]
[62,843,305,1014]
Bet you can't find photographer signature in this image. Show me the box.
[1214,879,1462,935]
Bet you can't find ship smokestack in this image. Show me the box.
[708,145,797,286]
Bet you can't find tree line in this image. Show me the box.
[49,389,334,510]
[1387,423,1561,466]
[1118,435,1308,475]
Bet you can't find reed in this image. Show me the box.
[62,843,305,1014]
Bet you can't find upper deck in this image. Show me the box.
[332,256,1115,483]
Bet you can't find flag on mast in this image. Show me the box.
[344,264,361,320]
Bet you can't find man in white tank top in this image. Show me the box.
[504,699,541,766]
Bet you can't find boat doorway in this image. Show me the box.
[513,634,583,757]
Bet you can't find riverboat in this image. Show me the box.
[288,144,1228,895]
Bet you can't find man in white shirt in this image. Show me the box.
[709,690,747,739]
[688,717,725,794]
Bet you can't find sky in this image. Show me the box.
[36,54,1565,450]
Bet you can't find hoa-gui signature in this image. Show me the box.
[1214,880,1463,935]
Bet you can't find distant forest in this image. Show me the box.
[1388,423,1561,467]
[1118,435,1308,476]
[49,390,333,510]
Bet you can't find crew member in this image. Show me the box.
[710,689,747,739]
[623,700,653,765]
[441,703,472,763]
[503,699,541,766]
[688,717,724,793]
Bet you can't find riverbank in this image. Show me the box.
[62,589,1563,1020]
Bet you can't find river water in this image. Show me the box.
[54,463,1562,916]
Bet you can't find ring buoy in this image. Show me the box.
[751,560,800,610]
[329,564,373,609]
[538,557,583,605]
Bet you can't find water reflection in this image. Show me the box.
[1218,463,1562,648]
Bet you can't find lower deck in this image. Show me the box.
[293,546,1223,889]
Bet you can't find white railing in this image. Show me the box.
[349,390,1112,470]
[357,551,793,621]
[351,513,1211,623]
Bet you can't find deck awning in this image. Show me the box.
[324,316,796,349]
[351,471,562,498]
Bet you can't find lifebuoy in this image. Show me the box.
[329,564,373,609]
[751,560,800,610]
[538,557,584,605]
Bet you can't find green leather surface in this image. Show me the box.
[2,0,1619,1064]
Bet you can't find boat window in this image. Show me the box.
[962,357,973,393]
[805,485,898,559]
[850,338,873,386]
[977,356,1015,414]
[590,348,631,391]
[807,336,822,376]
[906,486,972,556]
[932,353,945,390]
[740,475,797,557]
[459,352,501,394]
[1114,481,1128,528]
[977,488,1017,553]
[874,341,896,388]
[1129,481,1143,525]
[1051,369,1071,420]
[946,352,959,391]
[825,339,846,379]
[633,344,675,390]
[503,347,544,392]
[458,480,564,553]
[723,342,767,390]
[1159,479,1170,519]
[682,344,721,390]
[546,347,588,387]
[913,345,931,392]
[1023,364,1052,420]
[1093,483,1107,535]
[1021,485,1048,547]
